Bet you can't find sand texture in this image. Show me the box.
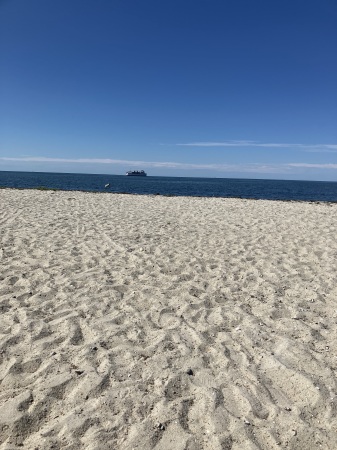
[0,189,337,449]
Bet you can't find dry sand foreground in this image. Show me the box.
[0,189,337,450]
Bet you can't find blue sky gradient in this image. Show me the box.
[1,0,336,180]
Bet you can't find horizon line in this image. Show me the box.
[1,156,337,172]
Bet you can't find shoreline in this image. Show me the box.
[1,186,336,204]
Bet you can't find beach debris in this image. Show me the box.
[186,368,194,376]
[155,422,165,431]
[75,370,84,376]
[244,419,251,425]
[285,407,292,411]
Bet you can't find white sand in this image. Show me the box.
[0,189,336,449]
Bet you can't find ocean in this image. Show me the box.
[1,171,337,202]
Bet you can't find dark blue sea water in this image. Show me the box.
[1,171,337,202]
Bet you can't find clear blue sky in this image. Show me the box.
[1,0,336,180]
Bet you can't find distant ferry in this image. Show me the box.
[126,170,147,176]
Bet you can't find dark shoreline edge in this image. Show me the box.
[1,186,336,205]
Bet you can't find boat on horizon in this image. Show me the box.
[126,170,147,176]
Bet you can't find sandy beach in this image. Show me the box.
[0,189,336,449]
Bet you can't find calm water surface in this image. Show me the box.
[1,171,337,202]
